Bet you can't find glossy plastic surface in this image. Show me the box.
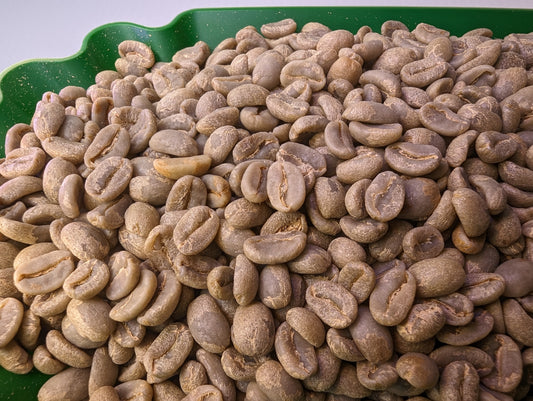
[0,6,532,400]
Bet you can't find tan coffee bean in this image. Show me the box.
[109,268,158,322]
[38,367,90,401]
[66,298,115,343]
[46,330,92,368]
[14,250,75,296]
[0,297,24,348]
[187,293,231,354]
[60,221,110,260]
[85,156,133,203]
[143,323,194,384]
[154,155,212,180]
[173,205,220,255]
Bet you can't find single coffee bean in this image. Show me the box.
[109,268,157,322]
[143,323,194,384]
[369,263,416,326]
[0,297,24,348]
[60,221,110,260]
[255,360,304,401]
[275,321,318,380]
[429,345,494,378]
[365,171,405,222]
[231,302,275,357]
[85,156,133,203]
[395,352,439,390]
[37,367,90,401]
[259,264,292,310]
[14,250,75,296]
[243,231,307,265]
[356,359,398,391]
[439,360,480,401]
[384,142,442,176]
[408,253,466,298]
[306,280,358,329]
[66,298,115,343]
[396,300,446,343]
[173,205,220,256]
[267,160,307,213]
[187,293,231,354]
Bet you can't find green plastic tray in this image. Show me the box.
[0,6,532,400]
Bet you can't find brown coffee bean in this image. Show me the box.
[408,253,466,298]
[275,321,318,380]
[232,254,258,307]
[173,205,220,255]
[174,253,221,290]
[196,348,236,401]
[88,347,118,396]
[327,237,366,268]
[336,146,384,184]
[396,300,446,343]
[503,298,533,347]
[46,329,92,368]
[66,298,115,343]
[220,347,264,383]
[0,297,24,348]
[243,231,307,265]
[267,160,306,213]
[495,258,533,298]
[143,323,194,384]
[285,307,325,348]
[419,102,471,137]
[429,345,494,378]
[224,197,273,229]
[233,132,279,164]
[478,334,522,393]
[437,308,495,346]
[385,142,442,177]
[231,302,275,357]
[114,379,153,401]
[395,352,439,390]
[459,272,506,306]
[340,216,388,244]
[306,280,358,329]
[326,327,364,362]
[255,360,304,401]
[179,360,209,393]
[187,293,231,354]
[258,264,292,310]
[365,171,405,222]
[356,359,398,391]
[287,244,331,275]
[369,263,416,326]
[439,360,480,401]
[181,384,223,401]
[32,344,66,375]
[402,225,445,261]
[63,259,110,301]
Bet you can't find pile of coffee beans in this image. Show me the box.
[1,16,533,401]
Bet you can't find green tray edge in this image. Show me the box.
[0,6,532,400]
